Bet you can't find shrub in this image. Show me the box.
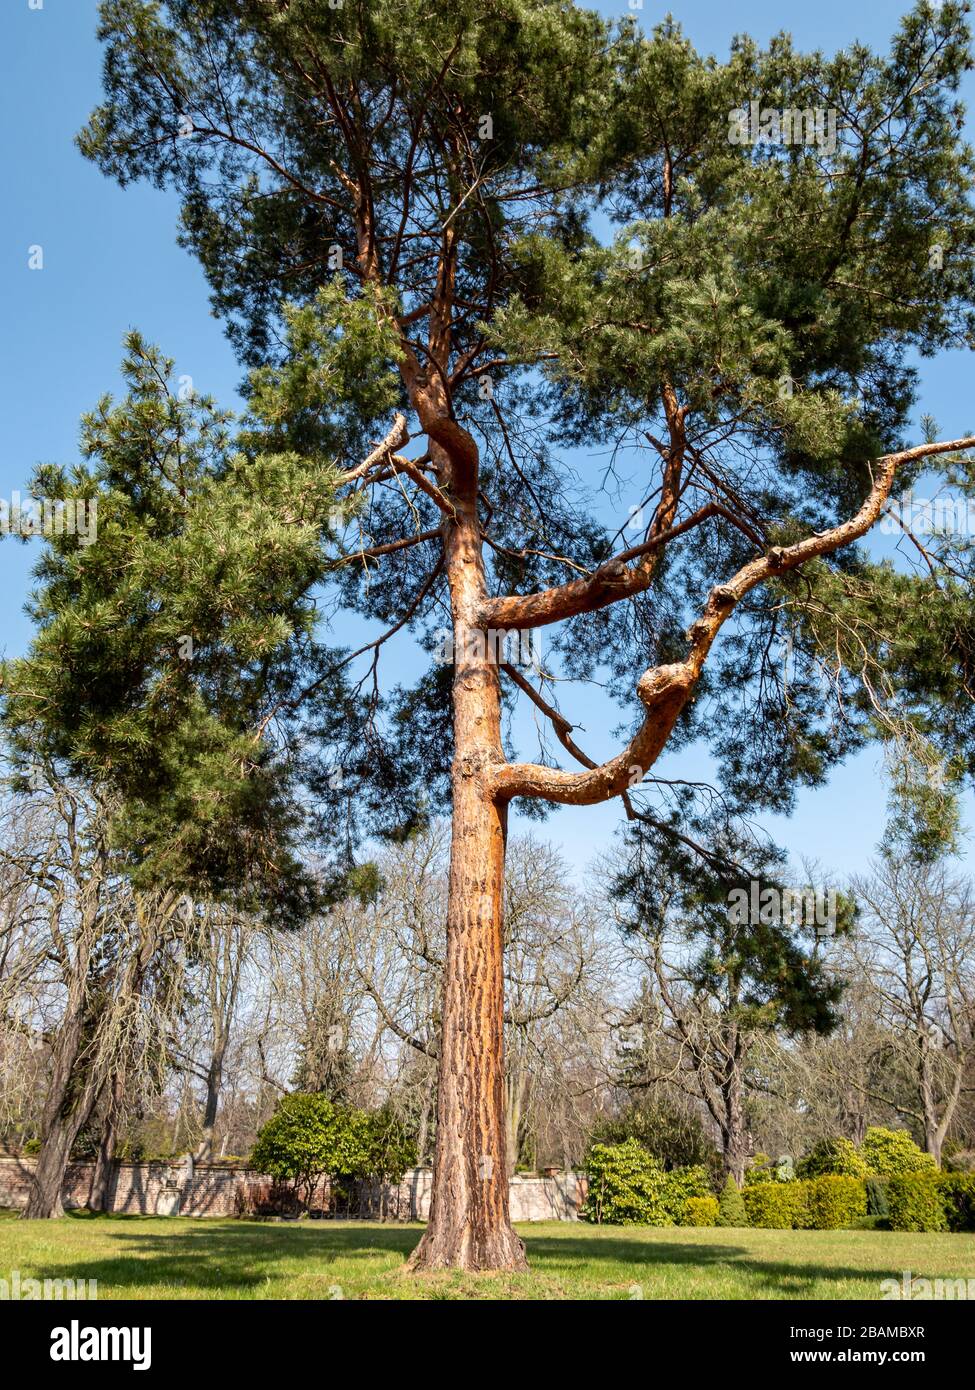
[886,1174,948,1232]
[683,1195,720,1227]
[796,1137,869,1180]
[717,1175,748,1227]
[581,1139,668,1225]
[939,1173,975,1233]
[865,1176,889,1219]
[861,1127,936,1177]
[802,1176,867,1230]
[588,1101,720,1174]
[743,1182,807,1229]
[663,1164,713,1224]
[250,1094,415,1210]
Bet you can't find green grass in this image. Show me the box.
[1,1211,973,1299]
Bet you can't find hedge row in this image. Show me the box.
[741,1176,866,1230]
[885,1173,975,1233]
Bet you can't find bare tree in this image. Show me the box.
[850,857,975,1163]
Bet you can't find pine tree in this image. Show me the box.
[717,1174,748,1228]
[7,1,975,1267]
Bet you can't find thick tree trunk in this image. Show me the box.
[90,1072,125,1212]
[23,965,96,1218]
[24,1119,74,1220]
[406,447,526,1273]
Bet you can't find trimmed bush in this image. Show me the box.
[581,1139,668,1225]
[886,1174,948,1232]
[683,1195,720,1227]
[663,1164,713,1224]
[744,1182,807,1229]
[861,1127,936,1177]
[939,1173,975,1233]
[717,1174,748,1227]
[796,1137,868,1180]
[802,1176,867,1230]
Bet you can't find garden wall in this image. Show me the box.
[0,1155,586,1221]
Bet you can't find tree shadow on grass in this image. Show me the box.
[16,1220,892,1300]
[521,1233,891,1299]
[17,1219,423,1297]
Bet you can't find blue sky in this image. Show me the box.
[1,0,972,881]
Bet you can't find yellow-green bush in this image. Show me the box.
[886,1174,948,1232]
[796,1137,869,1180]
[743,1181,808,1229]
[861,1127,937,1177]
[683,1195,720,1227]
[801,1176,867,1230]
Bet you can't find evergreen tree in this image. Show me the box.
[7,0,975,1267]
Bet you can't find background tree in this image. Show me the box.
[610,824,846,1181]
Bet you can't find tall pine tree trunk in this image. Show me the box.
[406,440,526,1273]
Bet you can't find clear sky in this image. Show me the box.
[1,0,972,882]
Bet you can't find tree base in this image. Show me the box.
[406,1221,528,1273]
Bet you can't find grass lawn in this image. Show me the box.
[1,1210,973,1299]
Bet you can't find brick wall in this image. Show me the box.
[0,1155,586,1220]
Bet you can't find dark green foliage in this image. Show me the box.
[866,1177,890,1220]
[939,1173,975,1232]
[250,1093,416,1209]
[589,1100,720,1174]
[69,0,975,871]
[717,1175,748,1228]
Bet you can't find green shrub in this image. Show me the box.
[250,1094,415,1209]
[865,1176,889,1219]
[743,1181,807,1229]
[939,1173,975,1233]
[717,1174,748,1227]
[886,1174,948,1232]
[588,1101,720,1174]
[663,1164,713,1224]
[796,1137,868,1180]
[581,1139,668,1225]
[861,1127,936,1177]
[802,1176,867,1230]
[683,1195,720,1227]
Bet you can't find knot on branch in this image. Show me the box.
[767,546,787,571]
[636,662,687,710]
